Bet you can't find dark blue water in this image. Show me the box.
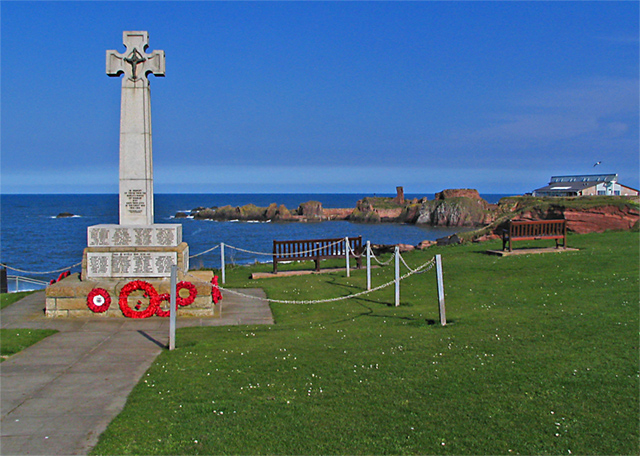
[1,193,507,289]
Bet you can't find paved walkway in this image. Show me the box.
[1,289,273,455]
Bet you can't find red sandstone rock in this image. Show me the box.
[396,244,415,252]
[393,186,405,205]
[435,189,483,200]
[416,240,436,250]
[473,234,500,243]
[564,207,639,234]
[297,201,324,218]
[496,204,638,235]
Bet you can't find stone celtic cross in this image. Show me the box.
[106,31,164,225]
[107,31,165,87]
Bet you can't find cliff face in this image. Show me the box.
[509,205,639,234]
[469,196,640,241]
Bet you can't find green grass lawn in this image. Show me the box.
[1,291,57,361]
[0,327,58,362]
[92,231,638,455]
[0,290,36,310]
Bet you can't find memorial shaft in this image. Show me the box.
[106,31,165,225]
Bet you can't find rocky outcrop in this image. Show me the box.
[415,193,494,227]
[393,186,405,205]
[176,193,639,238]
[435,189,483,200]
[297,201,324,219]
[416,240,436,250]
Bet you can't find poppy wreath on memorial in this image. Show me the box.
[119,280,160,319]
[155,293,176,318]
[176,281,197,306]
[211,276,222,304]
[87,288,111,313]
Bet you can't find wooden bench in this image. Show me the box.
[502,219,567,252]
[273,236,363,273]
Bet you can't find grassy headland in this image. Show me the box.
[92,230,638,455]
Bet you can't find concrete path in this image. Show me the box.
[1,289,273,455]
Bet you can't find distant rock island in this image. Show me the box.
[177,188,495,226]
[176,187,639,243]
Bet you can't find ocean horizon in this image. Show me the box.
[1,193,512,291]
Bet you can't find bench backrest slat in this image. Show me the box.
[509,219,565,238]
[273,236,362,260]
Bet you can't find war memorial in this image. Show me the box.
[45,32,216,318]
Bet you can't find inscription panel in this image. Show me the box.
[86,252,178,278]
[124,188,147,215]
[88,224,182,247]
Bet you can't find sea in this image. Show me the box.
[1,193,508,291]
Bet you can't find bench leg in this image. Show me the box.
[273,261,278,274]
[315,259,320,272]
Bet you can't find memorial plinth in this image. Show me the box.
[45,31,216,319]
[83,224,188,279]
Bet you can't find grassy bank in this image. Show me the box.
[0,290,37,310]
[92,231,638,455]
[0,328,58,362]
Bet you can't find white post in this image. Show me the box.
[169,264,177,350]
[220,242,226,284]
[366,240,371,291]
[345,237,350,278]
[394,246,400,307]
[435,254,446,326]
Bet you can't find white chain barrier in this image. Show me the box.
[215,256,436,305]
[0,261,83,276]
[192,239,350,259]
[398,251,422,274]
[227,239,346,257]
[188,243,220,259]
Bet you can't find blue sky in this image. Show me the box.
[2,1,638,194]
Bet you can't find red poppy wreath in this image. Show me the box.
[176,281,197,306]
[155,293,178,318]
[87,288,111,313]
[211,276,222,304]
[119,280,159,319]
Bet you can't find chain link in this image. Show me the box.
[0,261,83,276]
[216,257,436,305]
[398,252,420,274]
[368,246,395,266]
[188,244,221,258]
[225,239,347,257]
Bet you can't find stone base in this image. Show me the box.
[45,271,219,318]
